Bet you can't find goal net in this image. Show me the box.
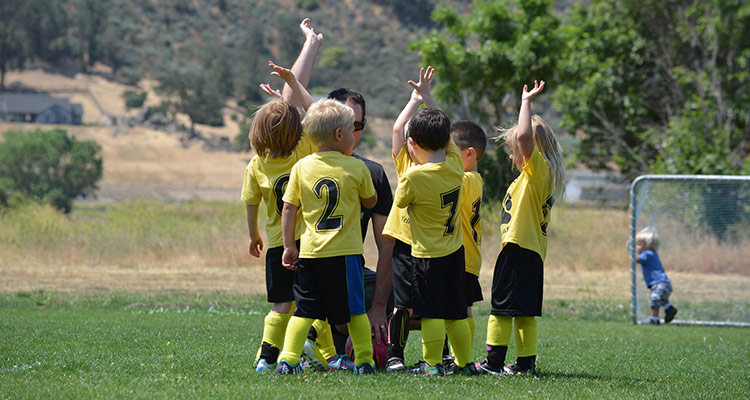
[629,175,750,326]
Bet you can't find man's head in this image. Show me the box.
[328,88,366,148]
[303,98,356,154]
[450,120,487,172]
[406,107,451,152]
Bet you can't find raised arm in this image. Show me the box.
[517,80,545,162]
[281,18,324,107]
[269,61,314,111]
[392,66,435,158]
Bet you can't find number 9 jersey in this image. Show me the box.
[241,134,316,248]
[282,151,375,258]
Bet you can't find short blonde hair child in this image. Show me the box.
[303,99,355,146]
[249,100,302,158]
[636,228,661,251]
[499,115,566,200]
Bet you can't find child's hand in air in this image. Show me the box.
[522,80,545,102]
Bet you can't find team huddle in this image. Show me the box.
[241,19,565,376]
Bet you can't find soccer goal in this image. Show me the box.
[629,174,750,326]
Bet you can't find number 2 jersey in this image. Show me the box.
[393,141,464,258]
[241,134,316,248]
[282,151,376,258]
[460,171,483,277]
[500,148,554,261]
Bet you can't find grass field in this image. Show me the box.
[1,292,748,399]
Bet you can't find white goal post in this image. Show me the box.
[629,174,750,326]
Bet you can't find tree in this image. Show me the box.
[410,0,563,199]
[555,0,750,177]
[0,0,31,90]
[155,59,225,133]
[0,129,103,213]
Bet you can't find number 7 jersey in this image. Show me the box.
[282,151,375,258]
[393,141,464,258]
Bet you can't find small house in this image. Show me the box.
[0,92,83,125]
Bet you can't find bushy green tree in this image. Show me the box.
[0,129,103,213]
[410,0,562,199]
[155,59,225,132]
[555,0,750,177]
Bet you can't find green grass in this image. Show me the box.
[2,293,748,399]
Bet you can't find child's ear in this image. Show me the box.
[467,147,476,159]
[334,127,343,141]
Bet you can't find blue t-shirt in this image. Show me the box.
[638,250,670,288]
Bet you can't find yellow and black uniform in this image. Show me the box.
[460,171,484,306]
[383,147,417,309]
[278,151,376,368]
[491,148,552,317]
[392,140,473,369]
[241,133,315,367]
[241,134,315,302]
[486,148,553,367]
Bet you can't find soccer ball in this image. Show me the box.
[345,333,388,369]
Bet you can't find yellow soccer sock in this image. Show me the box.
[467,317,476,350]
[446,319,472,367]
[486,315,512,347]
[261,310,292,350]
[312,319,337,360]
[421,318,446,367]
[347,313,374,366]
[514,316,538,357]
[278,316,314,366]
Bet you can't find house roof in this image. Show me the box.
[0,92,79,114]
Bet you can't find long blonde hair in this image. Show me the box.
[498,115,566,201]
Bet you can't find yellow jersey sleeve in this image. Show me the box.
[460,171,483,276]
[241,156,263,206]
[382,146,415,244]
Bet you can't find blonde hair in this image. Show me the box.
[302,98,355,146]
[636,228,661,251]
[498,115,566,200]
[249,100,302,158]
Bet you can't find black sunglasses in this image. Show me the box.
[354,118,366,131]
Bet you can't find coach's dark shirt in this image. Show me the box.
[353,153,393,242]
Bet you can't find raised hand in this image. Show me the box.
[522,80,545,102]
[259,83,282,99]
[407,66,435,98]
[268,60,295,83]
[300,18,323,44]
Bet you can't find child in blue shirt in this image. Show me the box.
[635,228,678,324]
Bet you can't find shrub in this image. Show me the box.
[0,129,103,213]
[122,89,147,110]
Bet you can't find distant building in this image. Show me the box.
[0,92,83,125]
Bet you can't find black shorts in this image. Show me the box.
[412,246,467,320]
[464,272,483,306]
[490,243,544,317]
[392,239,416,308]
[293,255,366,325]
[264,241,299,303]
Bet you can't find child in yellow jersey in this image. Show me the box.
[242,57,320,372]
[387,66,478,376]
[478,81,565,376]
[441,121,487,368]
[276,98,378,375]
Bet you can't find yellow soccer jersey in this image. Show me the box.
[460,171,483,276]
[393,141,464,258]
[282,151,376,258]
[382,146,416,245]
[500,148,554,261]
[241,134,316,248]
